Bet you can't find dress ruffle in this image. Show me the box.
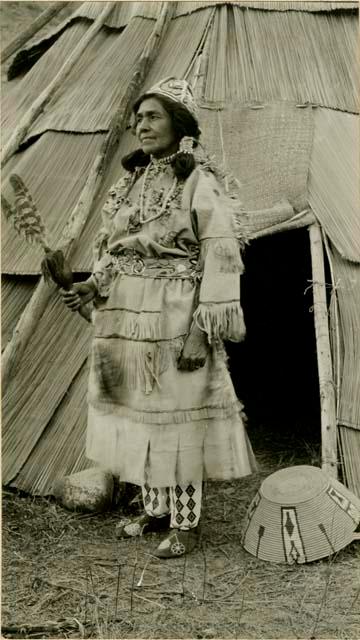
[86,406,257,486]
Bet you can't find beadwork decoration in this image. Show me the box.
[139,161,178,225]
[110,252,202,284]
[150,152,178,165]
[103,172,137,219]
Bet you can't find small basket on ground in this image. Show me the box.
[242,465,360,564]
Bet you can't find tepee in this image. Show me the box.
[1,1,359,496]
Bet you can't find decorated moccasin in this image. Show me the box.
[154,527,200,558]
[242,465,360,564]
[116,513,170,539]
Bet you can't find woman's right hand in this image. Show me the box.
[60,280,97,312]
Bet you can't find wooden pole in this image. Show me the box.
[309,223,338,478]
[192,6,215,101]
[1,2,116,168]
[1,1,175,390]
[1,2,69,64]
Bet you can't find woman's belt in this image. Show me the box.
[110,251,202,283]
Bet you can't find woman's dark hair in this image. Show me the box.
[121,93,201,179]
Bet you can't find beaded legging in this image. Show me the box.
[142,483,202,530]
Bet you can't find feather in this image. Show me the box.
[8,174,48,247]
[4,175,73,290]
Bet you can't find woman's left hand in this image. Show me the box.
[178,324,209,371]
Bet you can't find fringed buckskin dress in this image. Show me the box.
[86,154,257,500]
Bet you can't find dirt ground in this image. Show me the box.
[1,3,360,639]
[2,426,360,640]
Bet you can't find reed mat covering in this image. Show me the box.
[10,362,90,495]
[1,277,37,348]
[308,108,360,263]
[142,9,213,91]
[22,18,154,140]
[3,11,212,140]
[5,1,161,82]
[74,1,161,27]
[176,1,359,14]
[204,5,358,112]
[329,248,360,432]
[327,244,360,496]
[9,0,355,82]
[2,22,91,144]
[339,427,360,498]
[6,3,357,119]
[2,294,92,485]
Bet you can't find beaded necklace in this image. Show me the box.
[139,154,178,225]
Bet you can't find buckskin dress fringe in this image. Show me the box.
[86,155,257,487]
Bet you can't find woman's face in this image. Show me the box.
[135,97,178,159]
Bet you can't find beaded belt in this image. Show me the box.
[110,251,202,282]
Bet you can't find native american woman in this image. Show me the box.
[61,77,257,557]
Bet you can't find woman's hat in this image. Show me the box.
[143,76,198,122]
[242,465,360,564]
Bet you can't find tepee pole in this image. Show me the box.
[309,223,338,478]
[1,2,69,64]
[189,5,215,98]
[1,2,175,390]
[1,2,116,168]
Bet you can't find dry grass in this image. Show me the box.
[2,428,360,640]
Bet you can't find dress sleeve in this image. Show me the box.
[188,167,246,344]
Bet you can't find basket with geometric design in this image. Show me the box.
[242,465,360,564]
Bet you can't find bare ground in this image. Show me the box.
[2,428,360,640]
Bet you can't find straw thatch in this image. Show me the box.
[1,1,359,496]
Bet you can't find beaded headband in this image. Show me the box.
[143,76,198,122]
